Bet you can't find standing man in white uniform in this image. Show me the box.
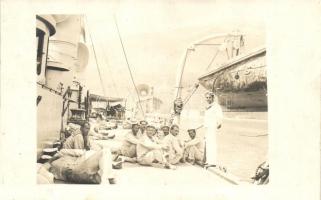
[203,91,223,168]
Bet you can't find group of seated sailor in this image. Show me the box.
[115,120,205,170]
[39,116,205,185]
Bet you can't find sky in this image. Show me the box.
[82,0,266,112]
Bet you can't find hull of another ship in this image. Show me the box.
[198,47,267,111]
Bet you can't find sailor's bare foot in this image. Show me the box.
[165,163,177,170]
[116,156,125,162]
[108,178,116,184]
[107,134,115,139]
[113,154,120,161]
[195,160,204,166]
[186,158,195,164]
[101,177,116,184]
[112,161,123,169]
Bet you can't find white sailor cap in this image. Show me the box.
[205,91,215,97]
[130,119,139,125]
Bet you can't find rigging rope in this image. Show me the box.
[205,49,220,71]
[114,16,145,118]
[99,44,121,97]
[85,15,107,96]
[205,35,229,71]
[183,84,199,106]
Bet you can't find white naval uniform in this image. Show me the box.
[203,102,223,165]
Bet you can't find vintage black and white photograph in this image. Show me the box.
[2,0,321,199]
[0,0,320,199]
[36,4,268,186]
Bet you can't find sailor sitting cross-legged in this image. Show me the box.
[163,124,184,165]
[136,125,176,169]
[183,128,205,166]
[115,120,143,163]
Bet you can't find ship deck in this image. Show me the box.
[55,112,267,185]
[55,129,234,185]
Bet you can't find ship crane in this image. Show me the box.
[172,31,244,125]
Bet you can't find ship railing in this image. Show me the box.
[37,81,62,96]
